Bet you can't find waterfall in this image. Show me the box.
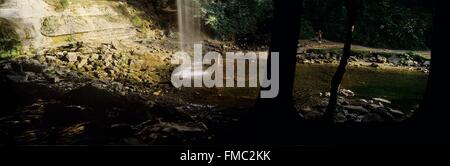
[177,0,202,52]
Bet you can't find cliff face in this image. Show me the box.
[0,0,137,49]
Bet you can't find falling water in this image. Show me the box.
[177,0,202,51]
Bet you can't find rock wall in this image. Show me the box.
[0,0,137,49]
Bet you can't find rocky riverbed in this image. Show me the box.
[0,38,427,145]
[297,89,415,123]
[297,48,430,73]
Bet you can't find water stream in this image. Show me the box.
[177,0,202,51]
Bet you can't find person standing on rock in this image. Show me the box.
[316,30,324,44]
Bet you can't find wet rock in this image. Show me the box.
[109,123,134,137]
[77,57,88,68]
[132,49,147,56]
[340,89,355,97]
[423,61,430,67]
[367,103,383,110]
[370,63,379,68]
[302,60,312,64]
[123,137,144,145]
[303,111,323,120]
[388,55,401,65]
[153,90,162,96]
[11,61,24,73]
[387,108,404,116]
[46,56,57,64]
[402,60,415,66]
[6,75,28,83]
[45,73,60,83]
[372,98,392,104]
[111,82,124,92]
[335,112,347,123]
[90,54,99,61]
[343,105,369,114]
[376,55,387,63]
[43,105,92,126]
[363,113,384,123]
[359,99,368,103]
[349,56,358,62]
[56,52,64,57]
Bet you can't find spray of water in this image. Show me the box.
[177,0,202,51]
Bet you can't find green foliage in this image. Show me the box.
[59,0,69,10]
[131,15,144,28]
[300,19,315,39]
[302,0,432,50]
[198,0,432,50]
[199,0,273,44]
[0,19,22,60]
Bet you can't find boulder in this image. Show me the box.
[343,105,369,114]
[387,108,405,116]
[5,75,28,83]
[370,63,379,68]
[363,113,384,123]
[376,55,387,63]
[340,89,355,97]
[388,55,401,65]
[372,98,392,104]
[64,52,78,62]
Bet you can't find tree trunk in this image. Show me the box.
[324,0,356,122]
[411,0,449,143]
[255,0,303,118]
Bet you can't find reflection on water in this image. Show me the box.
[177,63,428,110]
[295,64,428,109]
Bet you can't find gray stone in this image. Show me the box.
[22,60,45,73]
[359,99,368,103]
[65,52,78,62]
[363,113,384,123]
[77,57,88,68]
[388,108,405,116]
[90,54,99,60]
[335,112,347,123]
[376,55,387,63]
[6,75,28,83]
[45,74,60,83]
[304,111,323,120]
[370,63,380,68]
[372,98,392,104]
[403,60,415,66]
[56,52,64,57]
[343,105,369,113]
[46,56,57,63]
[340,89,355,97]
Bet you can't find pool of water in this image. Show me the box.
[294,64,428,109]
[180,64,428,110]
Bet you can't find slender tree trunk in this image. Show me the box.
[255,0,303,117]
[324,0,356,121]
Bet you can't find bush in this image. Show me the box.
[0,19,21,60]
[131,16,144,28]
[300,19,315,39]
[59,0,69,10]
